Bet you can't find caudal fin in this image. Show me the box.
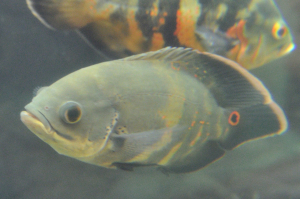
[26,0,95,29]
[219,102,288,150]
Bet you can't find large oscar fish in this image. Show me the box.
[26,0,295,69]
[20,48,287,173]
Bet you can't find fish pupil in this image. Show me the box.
[277,28,285,37]
[67,106,81,123]
[231,114,238,123]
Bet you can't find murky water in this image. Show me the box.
[0,1,299,198]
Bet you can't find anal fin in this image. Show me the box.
[164,140,225,173]
[112,162,156,171]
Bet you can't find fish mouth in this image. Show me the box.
[280,42,295,56]
[21,104,75,141]
[20,104,53,136]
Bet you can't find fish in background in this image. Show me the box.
[20,48,287,173]
[26,0,295,69]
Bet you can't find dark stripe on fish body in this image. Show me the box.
[159,0,180,47]
[217,0,252,32]
[110,9,129,35]
[135,0,156,50]
[136,0,156,37]
[196,0,222,25]
[196,0,206,27]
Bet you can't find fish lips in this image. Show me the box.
[20,104,53,138]
[280,42,295,56]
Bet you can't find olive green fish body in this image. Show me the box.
[21,48,287,173]
[27,0,294,69]
[76,61,225,170]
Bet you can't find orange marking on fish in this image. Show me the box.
[191,121,196,127]
[224,127,229,135]
[199,121,205,124]
[195,7,200,15]
[189,124,204,147]
[190,140,196,146]
[150,5,158,17]
[123,8,144,53]
[228,111,240,126]
[171,64,177,70]
[176,10,182,17]
[226,20,248,63]
[129,129,173,163]
[251,35,262,63]
[162,115,166,119]
[158,142,183,165]
[202,133,208,143]
[194,74,198,78]
[173,3,204,51]
[197,131,202,137]
[171,62,180,71]
[159,17,165,25]
[87,0,97,13]
[150,32,165,51]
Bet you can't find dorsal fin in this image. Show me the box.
[123,47,271,108]
[122,47,195,62]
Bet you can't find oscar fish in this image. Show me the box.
[26,0,295,69]
[20,47,287,173]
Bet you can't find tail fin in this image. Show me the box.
[219,102,288,150]
[26,0,95,29]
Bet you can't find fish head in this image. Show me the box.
[226,1,295,69]
[20,71,116,160]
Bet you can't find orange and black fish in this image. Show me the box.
[26,0,295,69]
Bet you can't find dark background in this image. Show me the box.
[1,0,300,198]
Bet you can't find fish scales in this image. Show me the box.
[27,0,295,69]
[20,48,287,173]
[83,58,223,168]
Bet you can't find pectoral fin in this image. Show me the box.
[195,26,239,55]
[26,0,95,29]
[110,126,186,170]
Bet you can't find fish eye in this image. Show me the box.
[272,22,287,39]
[59,101,82,124]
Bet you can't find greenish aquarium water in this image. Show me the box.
[0,0,299,198]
